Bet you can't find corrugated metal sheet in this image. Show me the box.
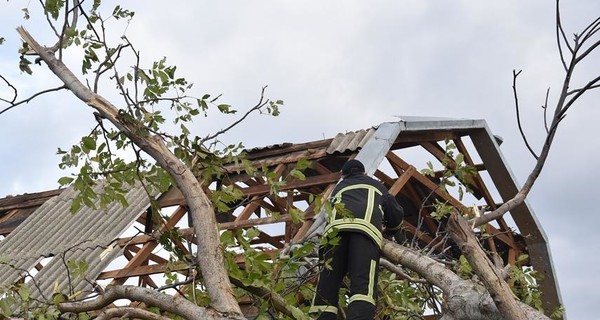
[0,182,155,300]
[244,143,294,154]
[325,128,376,154]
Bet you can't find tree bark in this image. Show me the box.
[16,27,243,318]
[58,285,232,320]
[381,239,550,320]
[447,213,527,319]
[95,307,172,320]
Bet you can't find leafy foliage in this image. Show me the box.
[377,270,440,319]
[421,138,478,220]
[0,0,563,319]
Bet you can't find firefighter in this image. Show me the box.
[309,159,404,320]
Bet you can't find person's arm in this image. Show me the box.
[382,194,404,233]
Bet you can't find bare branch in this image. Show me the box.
[58,285,235,320]
[512,69,539,159]
[542,88,550,133]
[379,258,427,283]
[555,0,572,71]
[560,73,600,119]
[95,307,172,320]
[567,83,600,96]
[38,0,62,40]
[200,86,271,145]
[0,75,18,104]
[579,16,600,40]
[0,85,67,116]
[574,37,600,64]
[575,15,600,55]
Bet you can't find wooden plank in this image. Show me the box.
[389,166,416,196]
[401,221,434,244]
[484,224,516,249]
[126,244,169,264]
[392,131,460,148]
[110,206,188,284]
[156,187,185,207]
[235,198,262,221]
[420,142,450,166]
[454,139,495,203]
[311,161,334,175]
[118,213,299,247]
[98,264,188,280]
[385,151,411,171]
[243,140,331,160]
[0,189,63,210]
[240,172,340,197]
[410,172,465,210]
[257,232,284,249]
[0,207,36,235]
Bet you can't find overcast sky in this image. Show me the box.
[1,1,598,318]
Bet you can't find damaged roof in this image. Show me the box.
[0,117,562,316]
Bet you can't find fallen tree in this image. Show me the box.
[1,0,598,319]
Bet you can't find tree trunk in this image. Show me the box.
[16,27,243,318]
[381,240,550,320]
[447,213,527,319]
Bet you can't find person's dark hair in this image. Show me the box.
[341,159,365,177]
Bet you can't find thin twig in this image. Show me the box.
[512,69,539,159]
[555,0,572,71]
[0,74,18,103]
[543,88,550,133]
[0,85,67,116]
[380,258,427,283]
[200,86,271,144]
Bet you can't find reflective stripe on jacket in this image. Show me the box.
[323,174,403,247]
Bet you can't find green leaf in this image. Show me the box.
[245,227,260,239]
[290,169,306,180]
[217,104,236,114]
[58,176,74,186]
[19,56,32,75]
[18,284,30,301]
[70,198,82,213]
[82,136,96,151]
[52,292,67,305]
[455,153,464,165]
[0,298,13,316]
[220,230,235,247]
[289,207,304,223]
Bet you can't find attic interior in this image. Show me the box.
[0,120,559,318]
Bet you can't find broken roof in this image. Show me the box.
[0,117,562,316]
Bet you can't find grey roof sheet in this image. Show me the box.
[326,128,376,154]
[0,182,155,300]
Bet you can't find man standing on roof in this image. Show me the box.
[309,159,404,320]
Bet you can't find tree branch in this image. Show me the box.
[379,258,427,283]
[58,285,230,320]
[555,0,571,71]
[512,69,539,159]
[95,307,171,320]
[200,86,270,145]
[0,85,67,116]
[447,213,527,319]
[229,277,308,320]
[17,26,243,317]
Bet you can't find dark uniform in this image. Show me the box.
[310,160,404,320]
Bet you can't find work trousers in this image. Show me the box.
[310,231,380,320]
